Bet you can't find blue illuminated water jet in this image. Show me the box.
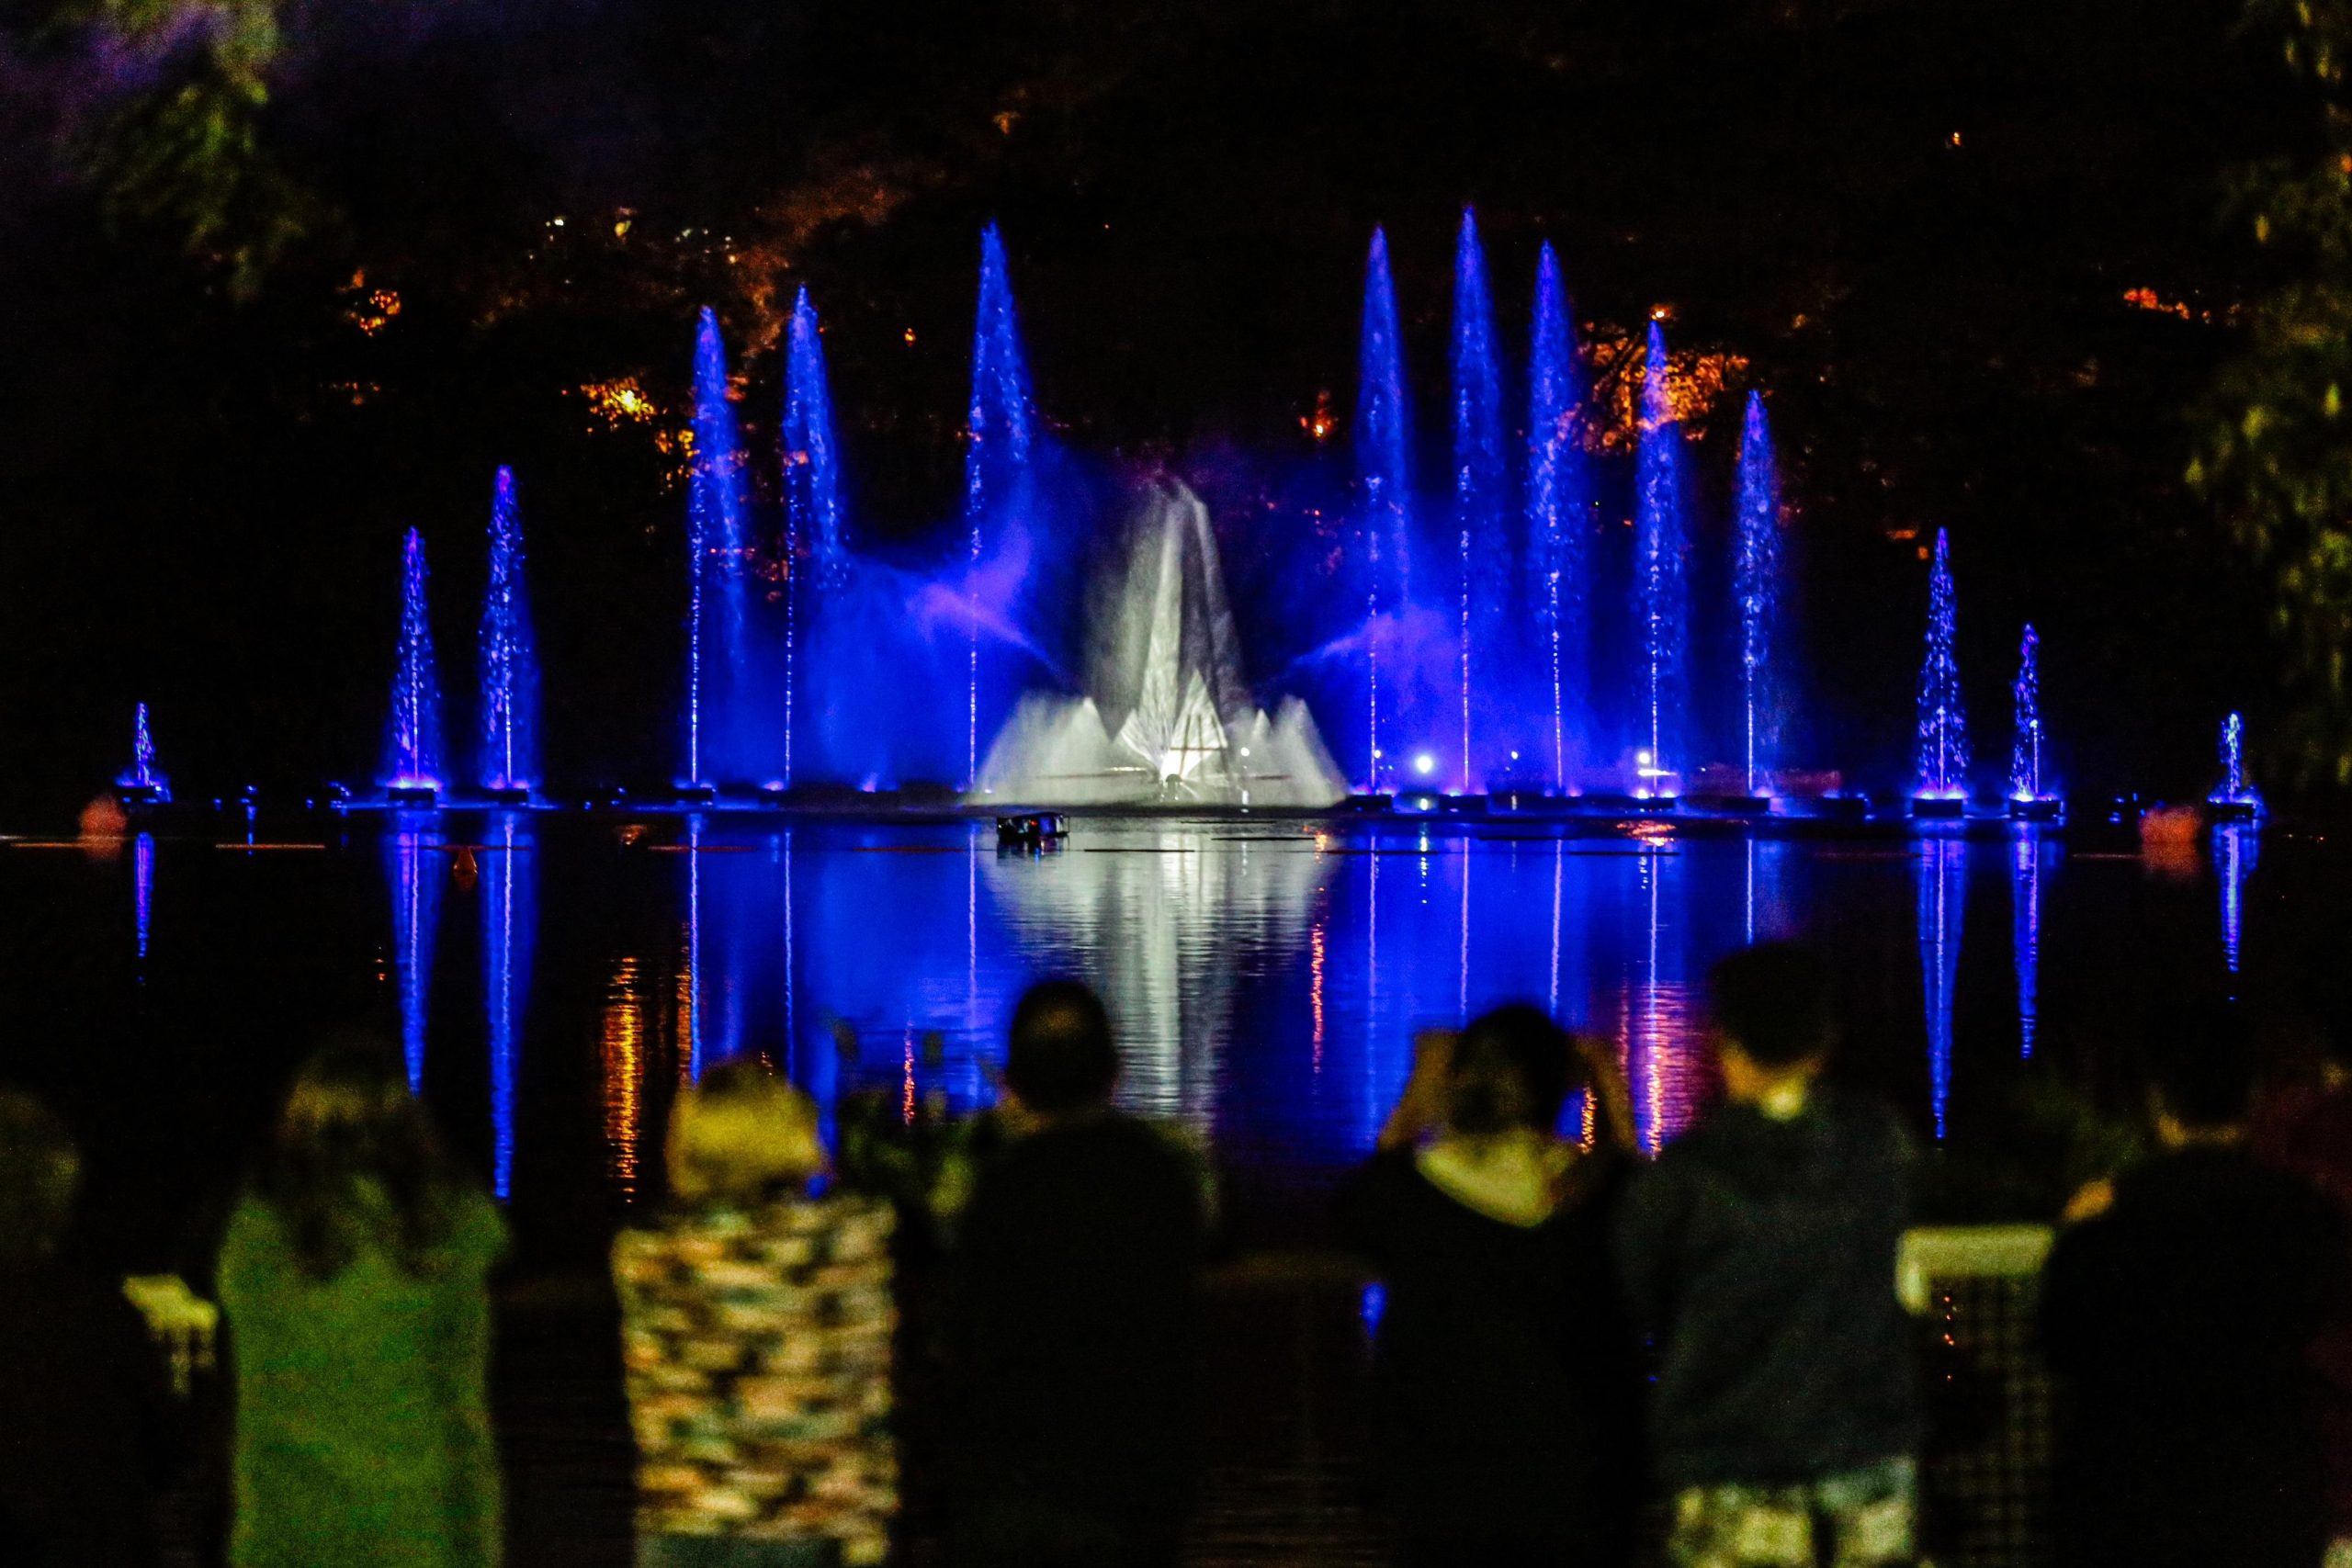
[781,287,846,789]
[133,830,153,964]
[1914,529,1968,800]
[2008,626,2049,803]
[1633,321,1688,795]
[119,701,168,799]
[1917,836,1964,1138]
[2012,830,2044,1058]
[686,308,752,785]
[1353,228,1413,790]
[483,814,534,1200]
[479,468,538,794]
[2210,711,2263,815]
[386,822,441,1092]
[1525,243,1589,789]
[1451,210,1509,793]
[383,529,445,793]
[1733,391,1780,796]
[965,223,1037,788]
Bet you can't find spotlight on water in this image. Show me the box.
[1911,529,1968,817]
[2006,625,2060,819]
[1353,227,1414,792]
[1633,321,1688,799]
[1733,391,1781,799]
[1414,752,1437,778]
[118,702,169,804]
[478,468,538,801]
[383,528,446,804]
[2208,711,2264,821]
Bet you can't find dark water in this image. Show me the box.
[1,809,2335,1276]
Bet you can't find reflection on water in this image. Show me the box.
[2012,830,2045,1060]
[1917,837,1965,1140]
[133,831,154,966]
[385,818,442,1093]
[482,814,534,1201]
[2215,824,2257,982]
[220,815,2273,1218]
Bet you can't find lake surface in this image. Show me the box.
[0,809,2335,1272]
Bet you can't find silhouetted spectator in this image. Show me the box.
[1335,1005,1644,1567]
[947,979,1207,1568]
[216,1043,505,1568]
[2255,1021,2352,1568]
[615,1058,897,1568]
[1616,942,1922,1568]
[2045,1016,2344,1568]
[0,1088,174,1567]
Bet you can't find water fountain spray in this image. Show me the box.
[685,308,751,787]
[1451,209,1507,794]
[2209,711,2264,818]
[1354,227,1413,792]
[1913,529,1968,808]
[782,286,844,791]
[479,467,538,795]
[965,223,1036,789]
[1525,243,1588,793]
[1633,320,1688,797]
[384,528,445,795]
[2007,625,2051,807]
[1733,390,1779,796]
[119,702,169,801]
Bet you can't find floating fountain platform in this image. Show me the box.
[387,784,441,807]
[2007,796,2064,822]
[2209,797,2263,824]
[1910,795,1968,820]
[1688,794,1772,818]
[482,786,532,807]
[1341,794,1396,814]
[116,784,170,809]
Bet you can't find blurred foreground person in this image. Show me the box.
[2256,1021,2352,1568]
[217,1044,505,1568]
[1336,1005,1644,1567]
[0,1089,173,1566]
[1616,942,1922,1568]
[615,1059,896,1568]
[2044,1021,2344,1568]
[949,980,1207,1568]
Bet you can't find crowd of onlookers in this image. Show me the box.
[2,942,2348,1568]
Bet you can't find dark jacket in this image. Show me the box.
[2042,1145,2344,1568]
[0,1262,173,1567]
[1336,1145,1643,1563]
[1613,1086,1920,1489]
[950,1113,1205,1535]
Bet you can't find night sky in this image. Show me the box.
[0,0,2299,821]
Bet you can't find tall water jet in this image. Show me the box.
[1451,209,1509,793]
[1353,227,1413,790]
[1525,243,1589,790]
[384,528,445,795]
[1913,529,1968,808]
[2013,830,2044,1058]
[686,307,752,785]
[2209,711,2263,818]
[965,222,1037,788]
[483,813,534,1200]
[1733,391,1781,796]
[119,702,168,801]
[1917,836,1965,1138]
[386,822,441,1092]
[2007,626,2056,813]
[1633,320,1689,796]
[478,467,538,795]
[781,286,846,790]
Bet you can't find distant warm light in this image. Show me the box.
[1650,303,1672,321]
[1948,130,1963,149]
[993,110,1020,135]
[578,377,661,431]
[903,327,918,345]
[550,216,566,227]
[1302,389,1337,441]
[2122,287,2211,323]
[341,272,402,336]
[1587,332,1748,449]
